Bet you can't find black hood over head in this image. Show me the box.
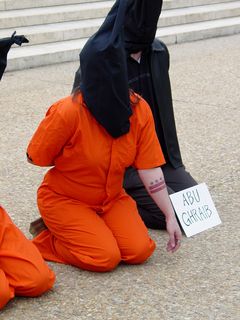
[0,31,29,80]
[124,0,163,53]
[80,0,131,138]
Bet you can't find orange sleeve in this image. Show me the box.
[27,98,76,166]
[133,99,166,170]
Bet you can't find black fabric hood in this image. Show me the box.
[0,31,29,80]
[124,0,163,53]
[80,0,132,138]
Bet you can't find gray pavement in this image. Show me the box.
[0,34,239,320]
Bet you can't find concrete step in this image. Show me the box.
[0,1,112,29]
[160,1,240,27]
[6,16,240,71]
[0,0,235,11]
[0,20,101,45]
[163,0,236,10]
[0,1,239,44]
[0,0,106,11]
[156,15,240,43]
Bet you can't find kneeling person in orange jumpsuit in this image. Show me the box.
[0,206,55,309]
[27,0,182,273]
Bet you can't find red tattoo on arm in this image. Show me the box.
[149,178,166,194]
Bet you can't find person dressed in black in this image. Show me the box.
[72,0,197,230]
[0,31,28,80]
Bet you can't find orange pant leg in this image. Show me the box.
[0,269,13,309]
[0,206,55,309]
[102,193,156,264]
[34,189,121,272]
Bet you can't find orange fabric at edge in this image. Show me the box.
[0,206,55,309]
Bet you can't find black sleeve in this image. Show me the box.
[71,65,82,93]
[156,39,170,70]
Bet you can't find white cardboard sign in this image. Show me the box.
[169,183,221,237]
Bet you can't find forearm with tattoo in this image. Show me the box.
[138,167,175,220]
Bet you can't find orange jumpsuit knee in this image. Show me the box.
[0,206,55,309]
[102,193,156,265]
[32,190,123,272]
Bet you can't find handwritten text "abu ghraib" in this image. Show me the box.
[181,189,212,226]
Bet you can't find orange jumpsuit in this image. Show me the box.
[27,93,165,272]
[0,206,55,309]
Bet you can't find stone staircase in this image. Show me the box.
[0,0,240,71]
